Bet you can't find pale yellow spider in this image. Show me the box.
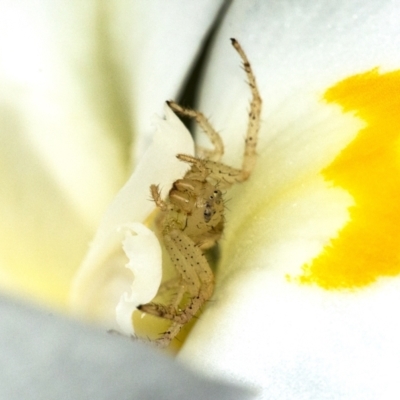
[138,39,262,347]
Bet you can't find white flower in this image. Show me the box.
[2,1,400,399]
[70,104,194,334]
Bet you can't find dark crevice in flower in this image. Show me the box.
[177,0,233,136]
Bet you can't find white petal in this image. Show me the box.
[0,0,220,305]
[0,1,134,304]
[179,1,400,399]
[70,105,194,332]
[116,223,162,336]
[0,1,127,227]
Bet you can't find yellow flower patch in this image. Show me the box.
[300,69,400,289]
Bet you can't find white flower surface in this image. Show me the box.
[0,0,222,307]
[176,1,400,399]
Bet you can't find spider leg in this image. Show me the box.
[138,229,214,347]
[150,184,173,211]
[230,38,262,181]
[167,100,224,162]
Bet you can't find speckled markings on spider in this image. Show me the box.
[137,38,262,348]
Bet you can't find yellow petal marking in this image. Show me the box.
[300,68,400,289]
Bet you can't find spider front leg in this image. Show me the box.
[230,38,262,181]
[150,184,173,211]
[138,229,214,347]
[167,100,224,162]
